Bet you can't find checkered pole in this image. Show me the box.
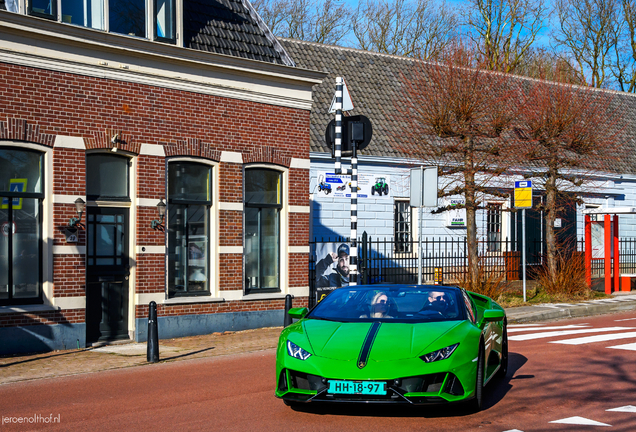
[334,77,343,175]
[350,130,358,286]
[333,77,357,285]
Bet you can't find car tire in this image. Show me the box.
[469,343,485,412]
[497,324,509,379]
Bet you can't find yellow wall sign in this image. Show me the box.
[1,179,27,210]
[514,180,532,208]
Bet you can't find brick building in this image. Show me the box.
[0,0,323,354]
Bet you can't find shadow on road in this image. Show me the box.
[161,346,216,361]
[286,352,529,418]
[0,347,100,368]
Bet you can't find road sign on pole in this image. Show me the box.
[410,167,438,285]
[514,180,533,302]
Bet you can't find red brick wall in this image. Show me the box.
[0,309,84,327]
[135,296,309,318]
[1,62,311,327]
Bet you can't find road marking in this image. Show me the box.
[549,416,611,426]
[509,327,635,341]
[615,317,636,322]
[549,331,636,345]
[508,325,589,333]
[502,429,524,432]
[508,324,545,328]
[607,405,636,412]
[607,342,636,351]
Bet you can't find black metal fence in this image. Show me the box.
[307,235,636,307]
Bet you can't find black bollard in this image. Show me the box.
[147,301,159,363]
[284,294,293,327]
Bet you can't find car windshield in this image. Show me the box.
[308,286,465,323]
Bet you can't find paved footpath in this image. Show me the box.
[2,293,636,386]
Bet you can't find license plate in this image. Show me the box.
[327,380,386,395]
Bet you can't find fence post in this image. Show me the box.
[361,231,368,285]
[284,294,293,327]
[147,301,159,363]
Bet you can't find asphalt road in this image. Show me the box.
[3,312,636,432]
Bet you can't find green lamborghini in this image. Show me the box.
[275,285,507,411]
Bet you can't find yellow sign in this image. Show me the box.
[1,179,27,210]
[514,180,532,209]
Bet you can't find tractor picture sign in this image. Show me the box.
[371,177,388,196]
[315,172,391,200]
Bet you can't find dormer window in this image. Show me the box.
[26,0,176,44]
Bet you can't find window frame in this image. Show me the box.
[85,152,131,202]
[26,0,178,44]
[28,0,57,20]
[394,199,412,253]
[0,146,45,306]
[166,160,214,298]
[243,166,284,295]
[153,0,176,43]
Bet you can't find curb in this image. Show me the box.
[506,301,636,324]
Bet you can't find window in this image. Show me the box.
[244,168,282,293]
[86,153,130,201]
[167,162,212,298]
[486,203,502,252]
[61,0,104,29]
[394,200,411,253]
[29,0,56,19]
[0,147,44,305]
[154,0,176,42]
[32,0,176,43]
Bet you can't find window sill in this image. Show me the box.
[163,296,224,305]
[241,293,287,301]
[0,304,58,314]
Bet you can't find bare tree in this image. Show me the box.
[554,0,621,88]
[515,74,624,281]
[463,0,547,73]
[397,45,518,287]
[352,0,458,59]
[251,0,352,45]
[513,47,585,84]
[612,0,636,92]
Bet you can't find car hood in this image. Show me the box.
[303,319,461,361]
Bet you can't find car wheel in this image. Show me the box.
[497,324,509,379]
[469,343,485,412]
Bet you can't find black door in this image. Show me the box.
[86,207,130,343]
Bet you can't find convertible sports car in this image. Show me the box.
[275,285,507,411]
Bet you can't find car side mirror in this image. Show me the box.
[482,309,505,322]
[288,307,309,319]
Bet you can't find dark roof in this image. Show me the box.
[280,38,636,175]
[184,0,294,66]
[280,38,416,157]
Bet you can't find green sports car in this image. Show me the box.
[275,285,507,411]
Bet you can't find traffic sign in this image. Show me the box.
[325,115,373,156]
[515,180,533,208]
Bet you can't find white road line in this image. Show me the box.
[615,317,636,322]
[508,325,589,334]
[607,405,636,412]
[549,416,611,426]
[549,331,636,345]
[509,327,635,341]
[508,324,545,328]
[607,342,636,351]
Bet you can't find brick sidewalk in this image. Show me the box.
[0,327,283,386]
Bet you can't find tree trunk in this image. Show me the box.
[464,137,479,288]
[545,162,558,282]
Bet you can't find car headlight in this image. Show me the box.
[287,340,312,360]
[420,343,459,363]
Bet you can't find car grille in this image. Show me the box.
[284,369,464,403]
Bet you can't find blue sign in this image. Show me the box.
[515,180,532,189]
